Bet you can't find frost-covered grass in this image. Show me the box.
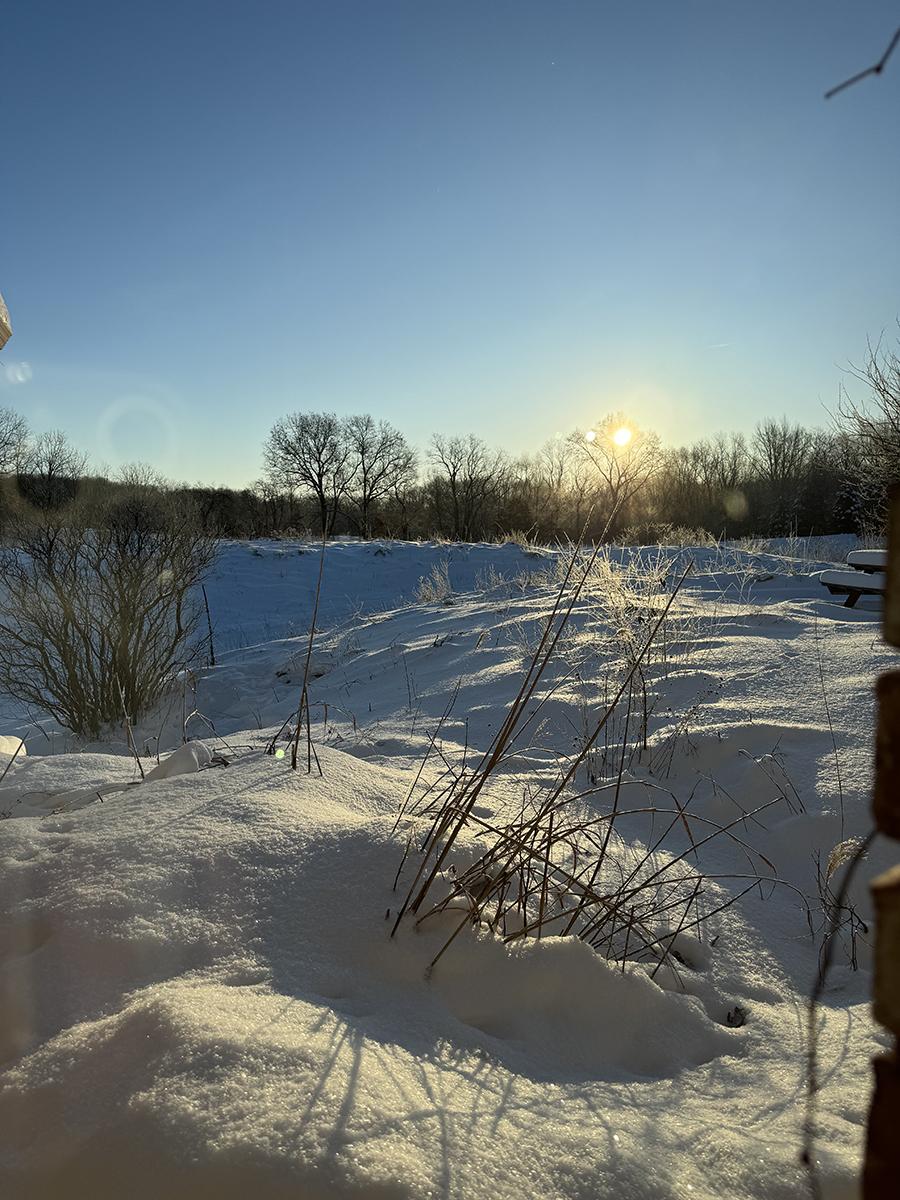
[414,559,454,605]
[0,537,892,1199]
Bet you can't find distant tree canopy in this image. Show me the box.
[2,335,898,543]
[251,406,858,543]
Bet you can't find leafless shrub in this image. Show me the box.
[0,486,215,739]
[835,332,900,531]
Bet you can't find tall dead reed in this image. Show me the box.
[390,545,810,983]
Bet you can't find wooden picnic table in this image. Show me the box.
[819,548,888,606]
[847,549,887,574]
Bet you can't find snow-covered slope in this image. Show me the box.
[0,538,890,1199]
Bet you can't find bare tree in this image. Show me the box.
[0,407,28,474]
[252,477,289,536]
[538,437,569,497]
[381,478,423,540]
[264,412,350,536]
[573,413,662,535]
[752,418,814,483]
[429,434,507,540]
[17,429,87,510]
[653,445,710,531]
[836,336,900,530]
[344,414,416,537]
[699,432,749,496]
[751,418,815,532]
[537,438,579,534]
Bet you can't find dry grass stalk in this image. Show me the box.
[390,526,609,938]
[390,543,819,986]
[290,536,327,773]
[391,552,698,965]
[0,737,25,786]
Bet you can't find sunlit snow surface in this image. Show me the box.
[0,537,891,1199]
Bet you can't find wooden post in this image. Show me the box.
[865,1053,900,1198]
[865,486,900,1198]
[874,672,900,839]
[871,866,900,1035]
[885,489,900,650]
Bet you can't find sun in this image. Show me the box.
[611,426,633,447]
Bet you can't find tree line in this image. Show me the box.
[260,413,861,542]
[2,335,898,543]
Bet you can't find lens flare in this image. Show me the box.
[4,361,32,385]
[584,429,597,443]
[723,490,748,519]
[98,394,177,470]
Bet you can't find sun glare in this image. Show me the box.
[612,426,633,447]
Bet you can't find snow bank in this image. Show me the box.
[0,539,887,1198]
[0,741,876,1199]
[0,736,25,759]
[143,740,213,781]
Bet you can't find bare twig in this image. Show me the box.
[201,584,216,667]
[118,677,145,780]
[290,533,326,773]
[825,26,900,99]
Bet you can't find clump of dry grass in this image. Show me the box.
[389,540,810,984]
[416,561,454,604]
[498,528,549,556]
[619,522,721,548]
[812,836,870,972]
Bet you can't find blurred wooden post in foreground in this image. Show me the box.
[0,292,11,351]
[865,487,900,1197]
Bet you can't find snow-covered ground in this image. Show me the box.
[0,537,892,1199]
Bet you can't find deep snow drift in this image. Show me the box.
[0,537,891,1199]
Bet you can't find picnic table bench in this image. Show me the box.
[819,549,887,607]
[846,549,887,574]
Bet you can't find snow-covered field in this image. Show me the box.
[0,537,893,1199]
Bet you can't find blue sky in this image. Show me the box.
[1,1,898,486]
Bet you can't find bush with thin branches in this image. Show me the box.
[836,333,900,531]
[0,487,216,739]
